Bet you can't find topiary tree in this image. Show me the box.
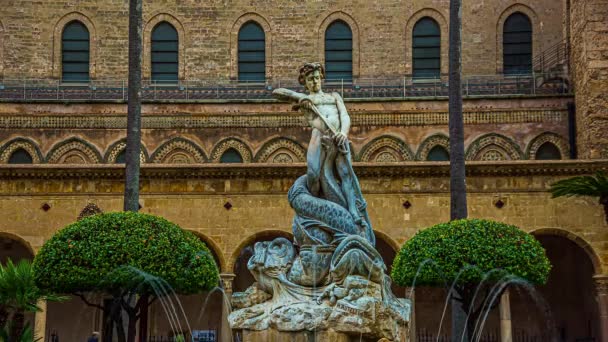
[392,219,551,340]
[33,212,219,342]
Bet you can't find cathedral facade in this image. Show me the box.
[0,0,607,340]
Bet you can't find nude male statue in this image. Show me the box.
[274,63,362,225]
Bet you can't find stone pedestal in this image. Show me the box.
[241,329,402,342]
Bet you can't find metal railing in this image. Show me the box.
[532,39,569,74]
[0,73,570,102]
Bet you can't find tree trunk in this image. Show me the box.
[124,0,143,212]
[138,295,149,342]
[448,0,466,222]
[127,311,138,342]
[451,291,468,342]
[9,311,25,342]
[0,306,8,332]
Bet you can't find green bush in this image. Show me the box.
[391,219,550,287]
[34,212,219,295]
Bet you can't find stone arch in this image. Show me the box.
[530,228,602,274]
[254,137,306,163]
[405,9,449,76]
[465,133,523,161]
[525,132,570,160]
[229,13,273,80]
[46,137,103,164]
[210,138,253,163]
[359,135,414,162]
[143,12,187,80]
[496,4,541,74]
[316,11,360,79]
[416,133,450,160]
[0,137,43,163]
[151,137,207,164]
[373,230,400,254]
[187,230,226,273]
[0,232,35,261]
[52,12,97,79]
[104,139,148,163]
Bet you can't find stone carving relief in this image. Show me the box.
[0,138,43,163]
[210,138,253,163]
[465,133,522,161]
[46,138,102,164]
[229,63,410,341]
[151,138,207,164]
[359,136,414,162]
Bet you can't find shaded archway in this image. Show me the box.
[148,231,226,341]
[231,230,293,293]
[508,231,600,340]
[0,233,34,264]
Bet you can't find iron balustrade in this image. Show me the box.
[0,73,570,102]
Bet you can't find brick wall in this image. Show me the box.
[0,0,563,80]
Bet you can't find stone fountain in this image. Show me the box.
[228,63,411,342]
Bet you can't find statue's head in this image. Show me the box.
[299,62,325,93]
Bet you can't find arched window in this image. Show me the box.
[62,21,90,82]
[115,150,126,164]
[503,13,532,75]
[412,18,441,79]
[426,145,450,161]
[8,149,33,164]
[535,142,561,160]
[238,21,265,82]
[151,22,179,83]
[220,148,243,163]
[325,21,352,82]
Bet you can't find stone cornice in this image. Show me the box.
[0,110,567,129]
[1,160,606,180]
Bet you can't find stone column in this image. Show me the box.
[220,273,236,342]
[593,275,608,341]
[570,0,608,158]
[34,300,47,342]
[220,273,236,297]
[499,290,512,342]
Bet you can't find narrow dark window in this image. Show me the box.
[220,148,243,163]
[426,146,450,161]
[325,21,352,82]
[62,21,90,83]
[536,142,561,160]
[503,13,532,75]
[151,22,179,83]
[8,149,33,164]
[238,21,265,82]
[412,18,441,79]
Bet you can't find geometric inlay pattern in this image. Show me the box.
[465,133,523,161]
[46,138,102,164]
[525,132,569,160]
[104,140,148,163]
[210,138,253,163]
[0,138,43,163]
[151,137,207,164]
[359,135,414,162]
[415,133,450,160]
[255,137,306,163]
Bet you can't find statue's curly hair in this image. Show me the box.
[298,62,325,85]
